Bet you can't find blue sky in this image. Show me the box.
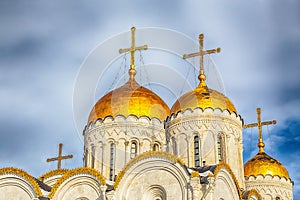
[0,0,299,198]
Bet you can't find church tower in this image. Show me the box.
[166,34,245,188]
[244,108,293,199]
[83,27,170,181]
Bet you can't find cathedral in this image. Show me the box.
[0,27,294,200]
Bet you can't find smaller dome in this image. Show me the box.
[244,152,290,179]
[171,82,237,115]
[88,79,170,123]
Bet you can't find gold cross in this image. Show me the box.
[119,27,148,80]
[46,143,73,169]
[243,108,277,153]
[183,34,221,83]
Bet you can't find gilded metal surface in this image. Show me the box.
[243,108,276,153]
[244,108,289,179]
[171,82,237,115]
[173,34,236,115]
[191,171,199,178]
[88,27,168,123]
[0,167,43,197]
[46,143,73,170]
[119,27,148,80]
[38,169,69,181]
[88,79,170,123]
[183,33,221,83]
[244,152,290,179]
[48,167,106,199]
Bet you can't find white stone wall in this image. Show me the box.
[209,168,240,200]
[245,175,293,200]
[0,174,38,200]
[166,108,245,188]
[114,156,191,200]
[84,115,166,180]
[43,174,64,187]
[51,174,103,200]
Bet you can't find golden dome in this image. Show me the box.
[244,152,290,179]
[171,81,237,115]
[172,33,236,115]
[88,78,170,123]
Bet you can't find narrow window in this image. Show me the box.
[84,148,88,167]
[194,136,200,167]
[153,143,159,151]
[217,134,224,162]
[109,143,115,181]
[130,141,137,159]
[91,146,95,168]
[172,137,178,155]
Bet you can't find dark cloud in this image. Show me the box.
[0,36,46,61]
[276,120,300,154]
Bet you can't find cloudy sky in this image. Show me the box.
[1,0,299,198]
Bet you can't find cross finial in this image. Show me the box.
[119,27,148,80]
[243,108,277,153]
[183,34,221,86]
[46,143,73,169]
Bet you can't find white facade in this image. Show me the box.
[166,108,245,188]
[0,30,294,200]
[0,107,294,200]
[245,175,293,200]
[84,115,165,181]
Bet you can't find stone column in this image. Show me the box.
[139,141,143,154]
[125,141,129,164]
[225,134,231,164]
[199,134,203,167]
[190,173,201,200]
[99,142,104,174]
[100,185,107,199]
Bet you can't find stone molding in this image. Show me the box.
[48,167,106,199]
[245,174,293,199]
[0,167,42,197]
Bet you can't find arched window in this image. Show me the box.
[91,146,95,168]
[130,141,137,159]
[144,185,166,200]
[194,136,200,167]
[172,137,178,155]
[109,143,115,181]
[84,148,88,167]
[217,134,225,162]
[153,143,159,151]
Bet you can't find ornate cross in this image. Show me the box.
[243,108,277,153]
[183,34,221,83]
[119,27,148,79]
[46,143,73,169]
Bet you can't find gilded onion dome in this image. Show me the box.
[244,152,290,179]
[244,108,290,179]
[88,77,170,123]
[171,81,237,114]
[88,27,170,123]
[171,33,237,115]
